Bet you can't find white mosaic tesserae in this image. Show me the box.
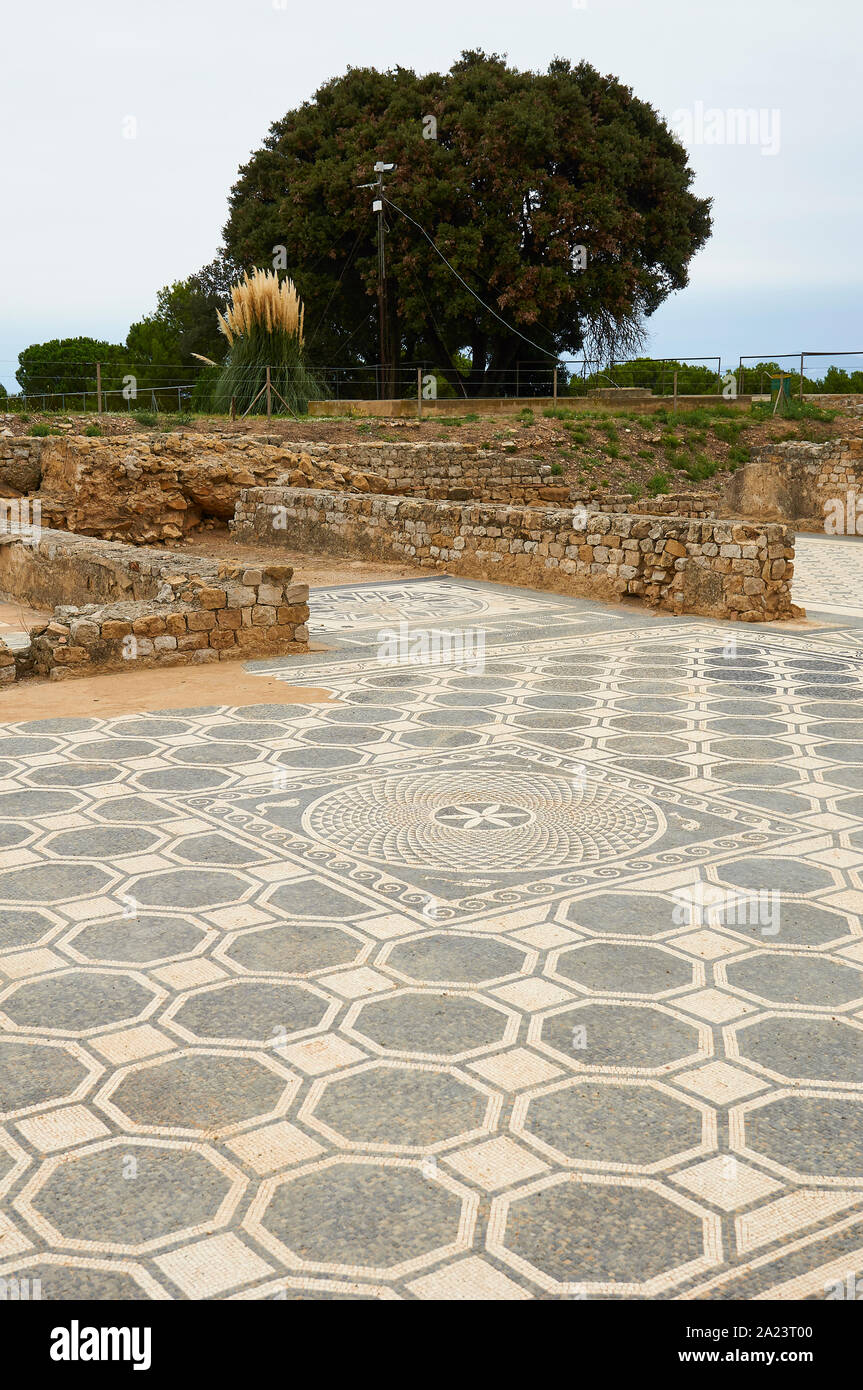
[1,573,863,1301]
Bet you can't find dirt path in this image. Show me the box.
[172,528,420,587]
[0,659,337,722]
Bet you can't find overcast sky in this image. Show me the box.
[1,0,860,391]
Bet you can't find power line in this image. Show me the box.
[381,195,560,361]
[417,281,469,397]
[306,213,372,350]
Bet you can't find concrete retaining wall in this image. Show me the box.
[305,394,762,418]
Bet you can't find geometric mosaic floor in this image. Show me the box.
[2,570,863,1300]
[794,533,863,620]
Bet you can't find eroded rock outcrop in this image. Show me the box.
[34,433,386,543]
[0,437,43,495]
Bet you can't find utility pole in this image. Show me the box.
[359,160,395,399]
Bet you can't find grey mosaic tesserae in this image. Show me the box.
[2,552,863,1300]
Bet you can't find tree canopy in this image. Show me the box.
[222,51,712,393]
[125,257,235,369]
[16,337,128,398]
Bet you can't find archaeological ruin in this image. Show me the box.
[0,424,838,681]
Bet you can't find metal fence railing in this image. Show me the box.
[0,384,195,415]
[3,352,863,415]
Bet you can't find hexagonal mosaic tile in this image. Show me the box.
[3,573,863,1300]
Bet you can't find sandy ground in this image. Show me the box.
[173,528,422,587]
[0,530,417,724]
[0,598,50,634]
[0,658,337,722]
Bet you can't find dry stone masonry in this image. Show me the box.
[0,436,43,495]
[0,432,810,651]
[0,529,309,681]
[727,437,863,530]
[0,636,15,685]
[15,433,385,543]
[298,440,551,500]
[1,433,718,536]
[232,487,796,622]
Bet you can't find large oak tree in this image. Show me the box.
[222,51,711,394]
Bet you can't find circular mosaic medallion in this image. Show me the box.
[302,769,664,871]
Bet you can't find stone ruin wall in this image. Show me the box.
[0,530,309,682]
[727,438,863,531]
[0,433,803,655]
[232,487,796,623]
[1,434,716,544]
[1,434,384,544]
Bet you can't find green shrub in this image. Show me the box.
[647,470,671,496]
[563,419,588,439]
[28,423,51,436]
[712,421,746,444]
[133,410,159,427]
[84,424,102,437]
[677,407,714,428]
[751,399,836,424]
[550,462,563,476]
[684,454,719,482]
